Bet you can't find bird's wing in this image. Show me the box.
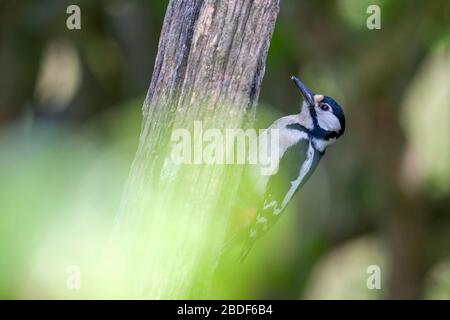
[238,138,321,262]
[252,137,311,238]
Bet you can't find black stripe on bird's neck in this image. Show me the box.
[285,122,326,155]
[309,106,340,140]
[287,108,339,141]
[286,122,309,133]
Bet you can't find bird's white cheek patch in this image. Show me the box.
[317,112,340,132]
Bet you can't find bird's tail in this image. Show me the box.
[220,231,256,263]
[220,232,239,257]
[237,238,256,263]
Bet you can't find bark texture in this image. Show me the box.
[110,0,280,298]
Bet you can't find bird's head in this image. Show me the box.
[291,76,345,141]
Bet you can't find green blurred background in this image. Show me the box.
[0,0,449,299]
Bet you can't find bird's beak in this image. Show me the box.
[291,76,315,106]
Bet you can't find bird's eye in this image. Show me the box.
[320,104,330,111]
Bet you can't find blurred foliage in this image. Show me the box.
[0,0,449,299]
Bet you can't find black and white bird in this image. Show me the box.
[232,76,345,262]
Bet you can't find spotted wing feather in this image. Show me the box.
[239,136,322,261]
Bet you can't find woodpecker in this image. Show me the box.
[236,76,345,262]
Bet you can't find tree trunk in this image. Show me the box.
[104,0,279,298]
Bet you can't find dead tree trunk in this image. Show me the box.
[105,0,279,298]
